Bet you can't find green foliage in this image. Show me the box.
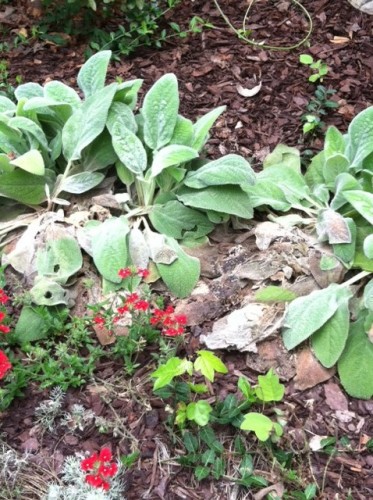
[0,314,105,410]
[1,51,256,298]
[299,54,329,82]
[166,367,285,482]
[246,106,373,398]
[302,86,339,135]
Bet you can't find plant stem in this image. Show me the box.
[342,271,371,288]
[52,159,72,199]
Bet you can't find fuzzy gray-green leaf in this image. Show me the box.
[77,50,112,98]
[91,217,130,283]
[311,302,350,368]
[111,122,147,175]
[142,73,179,150]
[177,185,253,219]
[282,284,353,350]
[184,154,255,189]
[338,316,373,399]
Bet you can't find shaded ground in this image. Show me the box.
[0,0,373,498]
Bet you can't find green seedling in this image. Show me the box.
[300,54,329,82]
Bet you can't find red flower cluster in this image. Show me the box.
[81,448,118,491]
[0,311,10,334]
[116,293,150,316]
[118,267,150,280]
[150,306,187,337]
[0,289,12,380]
[0,289,9,305]
[0,350,12,380]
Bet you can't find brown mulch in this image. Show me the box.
[0,0,373,499]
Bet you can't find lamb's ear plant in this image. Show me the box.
[1,50,256,299]
[247,107,373,399]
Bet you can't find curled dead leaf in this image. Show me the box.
[236,82,262,97]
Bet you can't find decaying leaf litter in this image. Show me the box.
[0,0,373,498]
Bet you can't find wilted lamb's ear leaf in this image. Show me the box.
[0,169,46,204]
[142,73,179,150]
[191,106,226,152]
[36,237,83,284]
[91,216,130,283]
[111,122,147,175]
[128,227,150,269]
[332,218,356,267]
[177,185,253,219]
[149,200,214,239]
[14,306,48,343]
[343,190,373,225]
[30,278,69,306]
[346,106,373,168]
[143,226,177,264]
[10,149,45,176]
[59,172,104,194]
[149,145,198,178]
[338,316,373,399]
[184,154,255,189]
[311,302,350,368]
[316,209,351,244]
[282,284,353,350]
[62,83,117,161]
[77,50,112,98]
[156,236,200,298]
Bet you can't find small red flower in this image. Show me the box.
[0,311,6,322]
[81,447,117,490]
[0,350,12,380]
[86,474,103,488]
[101,480,110,491]
[126,293,139,304]
[117,306,129,315]
[163,327,183,337]
[134,300,149,311]
[106,463,118,477]
[93,316,105,326]
[99,448,112,462]
[0,325,10,334]
[174,314,187,325]
[118,268,132,279]
[0,290,9,305]
[137,268,150,279]
[81,454,99,471]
